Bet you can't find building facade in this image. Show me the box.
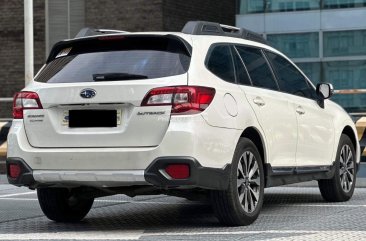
[0,0,235,118]
[236,0,366,112]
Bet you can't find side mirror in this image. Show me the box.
[316,83,334,99]
[316,83,334,108]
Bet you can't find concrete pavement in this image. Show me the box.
[0,183,365,240]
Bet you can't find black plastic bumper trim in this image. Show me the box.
[144,157,231,190]
[6,158,36,188]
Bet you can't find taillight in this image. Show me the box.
[141,86,215,115]
[13,91,43,119]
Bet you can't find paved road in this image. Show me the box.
[0,174,366,240]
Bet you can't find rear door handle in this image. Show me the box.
[296,106,305,115]
[253,97,265,107]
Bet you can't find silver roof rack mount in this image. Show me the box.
[181,21,267,45]
[75,28,129,38]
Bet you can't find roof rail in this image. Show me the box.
[75,28,129,38]
[181,21,268,45]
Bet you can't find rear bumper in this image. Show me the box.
[7,157,230,190]
[7,117,240,171]
[7,116,240,190]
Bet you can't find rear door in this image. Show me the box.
[24,35,191,148]
[234,45,298,168]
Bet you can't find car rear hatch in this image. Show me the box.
[23,34,191,148]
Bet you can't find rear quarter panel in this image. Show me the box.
[187,36,269,163]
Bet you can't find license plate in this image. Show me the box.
[62,109,122,127]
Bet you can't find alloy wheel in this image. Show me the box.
[237,151,261,213]
[339,144,355,193]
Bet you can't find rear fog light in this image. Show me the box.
[165,164,190,179]
[8,163,22,179]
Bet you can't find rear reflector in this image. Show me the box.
[13,92,43,119]
[165,164,190,179]
[141,86,215,115]
[8,164,21,179]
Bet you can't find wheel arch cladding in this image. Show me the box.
[240,127,266,164]
[342,125,357,151]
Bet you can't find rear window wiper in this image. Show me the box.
[93,73,148,81]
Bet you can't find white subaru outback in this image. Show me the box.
[7,21,360,226]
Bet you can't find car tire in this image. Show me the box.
[210,137,264,226]
[318,134,357,202]
[37,188,94,222]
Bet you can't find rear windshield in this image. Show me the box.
[35,35,191,83]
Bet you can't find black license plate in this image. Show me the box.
[69,110,117,128]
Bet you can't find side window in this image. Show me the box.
[232,47,252,86]
[235,46,278,91]
[207,45,236,83]
[266,51,317,99]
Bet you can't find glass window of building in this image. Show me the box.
[323,0,366,9]
[238,0,265,14]
[238,0,320,13]
[238,0,366,13]
[331,93,366,113]
[267,33,319,58]
[323,61,366,89]
[332,94,356,110]
[267,0,320,12]
[323,60,366,111]
[46,0,85,55]
[324,30,366,57]
[296,62,321,84]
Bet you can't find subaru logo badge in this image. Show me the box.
[80,89,96,99]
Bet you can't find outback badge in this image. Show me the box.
[80,88,96,99]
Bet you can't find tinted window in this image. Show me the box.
[35,36,191,83]
[266,51,316,99]
[236,46,278,90]
[267,32,319,58]
[232,47,252,86]
[207,45,235,83]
